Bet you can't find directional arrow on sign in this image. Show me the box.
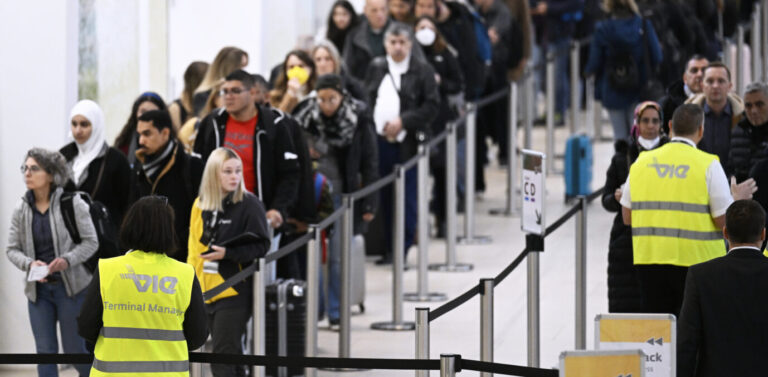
[646,337,663,346]
[535,210,542,225]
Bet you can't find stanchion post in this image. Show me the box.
[490,81,520,217]
[545,51,555,176]
[415,307,431,377]
[736,24,745,95]
[252,258,266,377]
[430,123,474,272]
[372,167,417,330]
[763,0,768,82]
[406,145,447,302]
[339,195,354,358]
[440,354,459,377]
[524,68,534,150]
[752,3,762,82]
[459,104,492,244]
[480,278,494,377]
[575,196,587,350]
[527,250,540,368]
[305,228,321,377]
[569,40,580,134]
[585,76,596,139]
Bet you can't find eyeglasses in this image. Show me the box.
[219,87,247,96]
[20,165,43,174]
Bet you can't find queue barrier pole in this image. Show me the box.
[340,196,354,358]
[430,121,474,272]
[440,354,459,377]
[406,144,448,302]
[752,2,763,83]
[372,165,417,331]
[524,68,534,150]
[569,40,580,134]
[480,279,494,377]
[304,228,321,377]
[763,0,768,82]
[575,197,587,350]
[490,81,521,217]
[545,51,556,176]
[415,308,431,377]
[459,103,492,245]
[252,257,267,377]
[736,24,745,95]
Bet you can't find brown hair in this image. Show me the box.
[704,61,732,82]
[195,47,248,94]
[415,16,449,53]
[181,61,209,111]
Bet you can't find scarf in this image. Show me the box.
[139,140,176,180]
[69,100,106,184]
[296,96,358,148]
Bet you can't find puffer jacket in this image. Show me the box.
[6,187,98,302]
[728,117,768,182]
[602,136,668,312]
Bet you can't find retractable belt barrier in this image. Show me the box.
[0,353,558,376]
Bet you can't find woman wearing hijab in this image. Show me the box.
[601,101,668,313]
[60,100,132,226]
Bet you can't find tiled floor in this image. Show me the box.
[3,121,617,376]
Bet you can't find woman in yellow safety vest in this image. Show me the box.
[188,147,271,377]
[77,196,208,376]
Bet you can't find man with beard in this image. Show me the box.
[130,109,203,262]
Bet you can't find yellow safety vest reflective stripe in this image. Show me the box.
[92,250,194,377]
[188,198,239,303]
[630,142,726,267]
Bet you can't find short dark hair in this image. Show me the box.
[725,200,766,244]
[252,74,268,91]
[704,61,731,82]
[225,69,256,88]
[120,196,178,255]
[137,110,175,138]
[671,104,704,136]
[686,54,708,67]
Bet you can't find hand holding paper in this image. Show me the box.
[28,262,49,282]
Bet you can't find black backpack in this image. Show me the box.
[60,158,120,272]
[605,47,640,92]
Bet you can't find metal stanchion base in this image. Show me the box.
[489,207,521,217]
[458,235,493,245]
[404,292,448,302]
[370,321,416,331]
[428,263,474,272]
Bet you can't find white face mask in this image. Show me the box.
[415,28,436,46]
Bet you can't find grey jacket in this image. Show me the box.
[6,187,98,302]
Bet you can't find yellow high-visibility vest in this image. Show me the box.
[187,198,239,304]
[629,142,726,266]
[91,250,195,376]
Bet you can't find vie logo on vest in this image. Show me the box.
[648,157,689,178]
[121,266,178,294]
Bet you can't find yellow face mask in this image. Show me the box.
[286,66,310,85]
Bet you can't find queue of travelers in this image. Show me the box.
[7,0,768,376]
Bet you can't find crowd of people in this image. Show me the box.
[6,0,768,376]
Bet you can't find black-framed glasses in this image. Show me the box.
[20,165,43,174]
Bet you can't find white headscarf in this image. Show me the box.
[69,100,106,184]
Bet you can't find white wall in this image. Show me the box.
[0,0,78,362]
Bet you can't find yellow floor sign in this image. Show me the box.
[595,314,675,377]
[560,349,644,377]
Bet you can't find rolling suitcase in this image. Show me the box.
[350,234,366,313]
[564,133,593,202]
[266,279,306,377]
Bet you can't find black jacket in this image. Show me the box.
[77,261,208,351]
[364,56,440,160]
[678,248,768,377]
[130,142,204,263]
[279,110,317,226]
[194,105,301,222]
[60,143,132,225]
[602,136,668,312]
[342,19,427,81]
[659,80,687,135]
[728,117,768,182]
[199,192,271,297]
[437,1,485,99]
[424,47,464,134]
[292,97,380,233]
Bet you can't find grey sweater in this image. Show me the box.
[6,187,98,302]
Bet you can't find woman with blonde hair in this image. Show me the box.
[187,147,270,377]
[193,47,248,116]
[312,40,366,101]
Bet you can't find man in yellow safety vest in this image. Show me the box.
[78,196,208,376]
[619,104,756,316]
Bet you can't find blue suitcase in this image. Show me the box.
[564,134,593,202]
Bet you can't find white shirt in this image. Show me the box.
[727,246,761,254]
[620,137,733,218]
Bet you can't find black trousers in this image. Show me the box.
[635,264,689,317]
[208,305,251,377]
